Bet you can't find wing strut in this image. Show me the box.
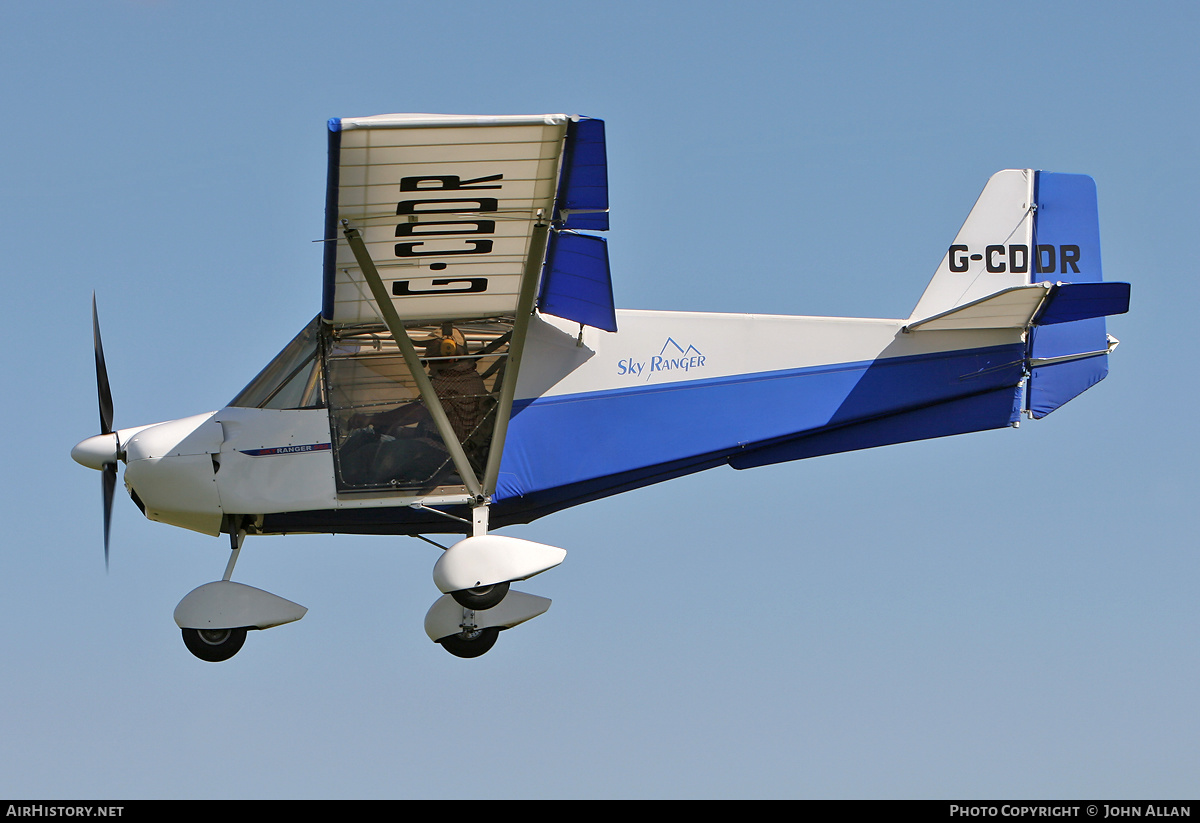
[481,213,550,498]
[341,220,485,500]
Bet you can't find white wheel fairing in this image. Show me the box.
[432,535,566,593]
[174,581,307,631]
[423,590,551,642]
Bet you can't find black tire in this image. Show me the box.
[181,627,247,662]
[450,581,510,610]
[437,626,500,658]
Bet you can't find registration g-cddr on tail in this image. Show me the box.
[72,113,1130,662]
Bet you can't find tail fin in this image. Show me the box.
[908,169,1036,323]
[907,170,1129,418]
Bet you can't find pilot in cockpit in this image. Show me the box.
[339,329,492,487]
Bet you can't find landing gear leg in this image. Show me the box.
[222,525,244,582]
[444,502,515,611]
[437,608,501,659]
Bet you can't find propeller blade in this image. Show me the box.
[93,293,117,570]
[92,293,114,435]
[102,462,116,570]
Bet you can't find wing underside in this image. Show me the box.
[322,113,612,328]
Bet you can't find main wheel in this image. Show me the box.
[437,626,500,658]
[181,627,247,662]
[450,581,510,610]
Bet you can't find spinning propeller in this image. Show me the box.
[71,294,122,569]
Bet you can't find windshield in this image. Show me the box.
[229,316,326,410]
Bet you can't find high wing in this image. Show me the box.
[322,113,613,328]
[318,113,614,501]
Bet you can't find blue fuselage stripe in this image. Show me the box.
[495,343,1025,501]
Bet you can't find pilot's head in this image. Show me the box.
[423,327,468,369]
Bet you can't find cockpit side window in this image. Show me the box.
[229,316,326,410]
[325,320,509,493]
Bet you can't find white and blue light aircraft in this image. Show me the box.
[72,113,1130,661]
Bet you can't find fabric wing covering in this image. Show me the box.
[322,113,614,331]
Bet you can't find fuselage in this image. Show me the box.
[87,309,1026,538]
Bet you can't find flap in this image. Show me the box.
[538,231,617,332]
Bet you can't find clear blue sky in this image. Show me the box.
[2,0,1195,799]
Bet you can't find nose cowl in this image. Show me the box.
[72,432,121,470]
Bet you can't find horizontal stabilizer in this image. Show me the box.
[905,281,1130,332]
[904,284,1051,331]
[1035,281,1130,325]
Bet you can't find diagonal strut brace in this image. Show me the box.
[341,220,485,500]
